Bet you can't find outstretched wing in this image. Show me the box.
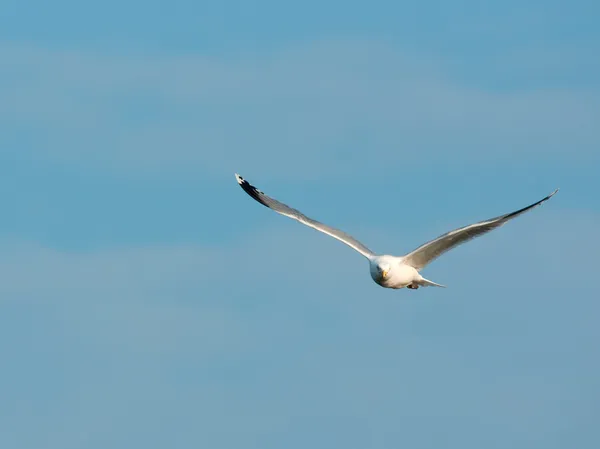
[402,189,559,270]
[235,173,375,259]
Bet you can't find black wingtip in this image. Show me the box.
[234,173,255,192]
[234,173,268,207]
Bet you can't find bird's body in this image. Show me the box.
[234,173,558,291]
[369,255,422,289]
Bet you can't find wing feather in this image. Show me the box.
[402,189,559,270]
[235,173,375,259]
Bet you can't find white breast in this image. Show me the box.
[387,263,420,288]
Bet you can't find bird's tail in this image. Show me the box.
[418,277,446,288]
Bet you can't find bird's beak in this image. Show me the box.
[382,269,389,278]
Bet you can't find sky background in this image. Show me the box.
[1,1,599,448]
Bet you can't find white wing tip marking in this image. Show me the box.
[235,173,244,184]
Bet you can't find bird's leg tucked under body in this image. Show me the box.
[407,283,419,290]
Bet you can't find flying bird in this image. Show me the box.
[234,173,558,290]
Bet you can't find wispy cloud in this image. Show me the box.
[1,207,597,340]
[2,40,598,180]
[0,204,598,448]
[1,38,598,449]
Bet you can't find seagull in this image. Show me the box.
[234,173,558,290]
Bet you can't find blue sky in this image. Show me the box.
[1,1,599,448]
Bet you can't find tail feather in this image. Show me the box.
[418,277,446,288]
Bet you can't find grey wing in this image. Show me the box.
[235,173,375,259]
[402,189,559,270]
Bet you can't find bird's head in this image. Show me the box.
[369,256,395,283]
[377,263,391,279]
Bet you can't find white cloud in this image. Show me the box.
[1,40,598,180]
